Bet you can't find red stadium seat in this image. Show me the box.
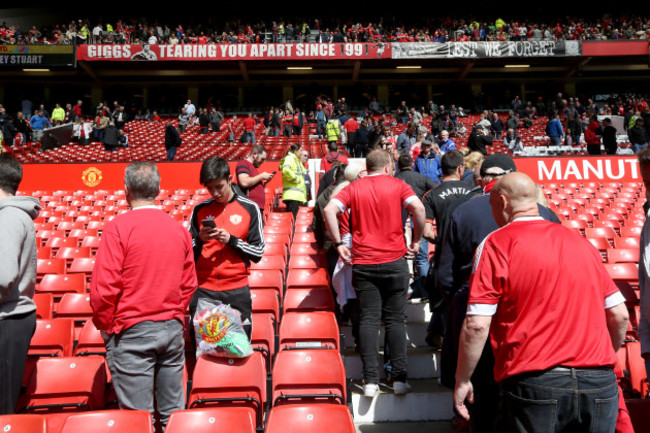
[283,288,335,313]
[251,313,277,373]
[28,319,75,358]
[54,247,92,262]
[626,341,649,397]
[279,312,339,350]
[288,254,326,270]
[60,410,153,433]
[614,237,640,250]
[248,269,284,300]
[585,227,616,241]
[0,414,47,433]
[264,242,288,263]
[45,237,79,249]
[271,349,346,406]
[73,320,106,357]
[292,232,317,244]
[586,237,610,260]
[18,357,106,414]
[38,274,86,297]
[188,352,266,428]
[250,255,286,279]
[68,257,96,275]
[165,408,255,433]
[33,293,53,320]
[265,404,355,433]
[606,248,639,264]
[250,289,281,326]
[604,263,639,286]
[290,242,320,256]
[36,259,67,278]
[286,268,330,291]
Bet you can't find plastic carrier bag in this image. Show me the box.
[193,298,253,358]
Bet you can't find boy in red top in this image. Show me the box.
[189,156,265,339]
[281,110,293,137]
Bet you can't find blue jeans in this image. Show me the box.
[633,143,648,153]
[317,120,326,138]
[498,367,618,433]
[352,257,409,383]
[549,136,562,146]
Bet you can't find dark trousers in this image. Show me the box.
[189,286,252,341]
[284,200,302,219]
[498,368,618,433]
[0,311,36,414]
[166,146,177,161]
[352,257,409,383]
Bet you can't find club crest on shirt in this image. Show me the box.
[230,214,242,225]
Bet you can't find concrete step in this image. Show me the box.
[351,379,454,422]
[341,322,430,349]
[344,346,441,380]
[355,421,454,433]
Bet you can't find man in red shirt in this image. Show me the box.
[242,113,256,144]
[319,141,349,179]
[454,172,629,432]
[343,115,360,156]
[189,156,265,339]
[323,149,425,397]
[90,162,197,429]
[236,145,274,212]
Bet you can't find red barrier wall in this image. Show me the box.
[19,156,641,194]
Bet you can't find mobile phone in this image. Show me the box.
[202,219,216,228]
[271,171,277,176]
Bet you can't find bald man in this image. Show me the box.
[454,172,629,433]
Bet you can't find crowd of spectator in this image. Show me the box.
[1,13,649,45]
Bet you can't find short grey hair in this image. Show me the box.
[124,162,160,200]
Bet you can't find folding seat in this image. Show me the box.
[263,242,288,263]
[290,242,321,256]
[54,247,92,264]
[264,226,293,244]
[73,320,106,356]
[250,255,286,279]
[251,288,281,326]
[60,410,153,433]
[165,408,255,433]
[586,237,610,261]
[288,254,326,270]
[271,349,346,406]
[621,226,642,238]
[283,288,335,313]
[295,214,314,226]
[37,246,52,259]
[188,352,266,428]
[80,236,102,252]
[36,259,67,279]
[265,218,294,233]
[264,233,291,250]
[33,293,53,320]
[604,263,639,288]
[593,219,621,233]
[37,229,66,241]
[561,219,588,234]
[292,232,317,244]
[28,318,75,358]
[86,221,106,232]
[0,414,47,433]
[625,341,649,397]
[38,274,86,297]
[57,221,86,232]
[67,257,96,276]
[606,248,639,264]
[55,293,93,336]
[614,237,640,250]
[265,404,355,433]
[251,313,277,374]
[585,227,616,243]
[279,312,339,350]
[17,357,106,414]
[248,269,284,300]
[286,268,330,292]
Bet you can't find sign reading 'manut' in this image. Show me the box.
[514,157,640,183]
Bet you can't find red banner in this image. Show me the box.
[515,156,641,184]
[582,41,649,56]
[20,161,283,193]
[76,43,392,61]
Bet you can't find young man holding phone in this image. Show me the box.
[189,156,265,339]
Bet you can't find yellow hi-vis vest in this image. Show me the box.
[280,152,307,203]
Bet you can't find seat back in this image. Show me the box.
[189,352,266,427]
[279,312,339,350]
[265,404,355,433]
[28,319,75,358]
[165,408,255,433]
[283,288,334,313]
[0,414,47,433]
[60,410,153,433]
[74,320,106,357]
[272,349,346,406]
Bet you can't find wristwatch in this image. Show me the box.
[334,241,344,247]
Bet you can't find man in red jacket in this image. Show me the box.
[90,162,197,429]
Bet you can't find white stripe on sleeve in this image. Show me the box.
[467,303,498,316]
